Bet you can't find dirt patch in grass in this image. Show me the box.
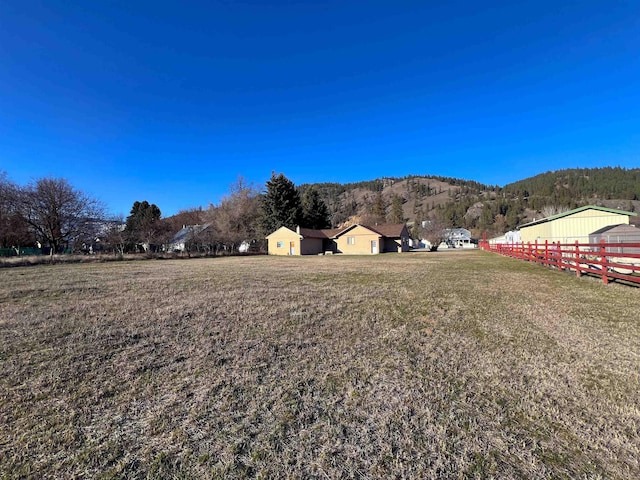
[1,252,639,478]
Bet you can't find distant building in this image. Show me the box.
[588,224,640,254]
[443,228,476,248]
[518,205,636,244]
[488,230,521,245]
[168,224,210,252]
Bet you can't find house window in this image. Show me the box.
[276,241,283,248]
[347,236,355,245]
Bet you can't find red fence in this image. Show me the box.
[479,240,640,285]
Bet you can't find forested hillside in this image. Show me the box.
[300,167,640,237]
[502,167,640,207]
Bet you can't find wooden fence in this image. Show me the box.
[479,240,640,285]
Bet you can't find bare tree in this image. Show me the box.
[17,177,105,255]
[162,208,205,235]
[103,216,127,256]
[0,171,34,250]
[541,205,569,218]
[210,177,261,252]
[417,216,447,251]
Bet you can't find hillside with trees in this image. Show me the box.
[300,167,640,238]
[502,167,640,207]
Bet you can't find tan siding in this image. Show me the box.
[553,211,629,243]
[521,222,551,243]
[520,210,630,244]
[266,227,300,255]
[335,225,381,254]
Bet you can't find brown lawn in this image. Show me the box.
[1,251,639,478]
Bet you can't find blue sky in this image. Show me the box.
[1,1,639,217]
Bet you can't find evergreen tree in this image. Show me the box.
[372,191,386,219]
[301,186,330,229]
[125,201,162,249]
[505,206,520,230]
[260,173,302,233]
[362,191,387,225]
[387,195,405,224]
[478,202,494,230]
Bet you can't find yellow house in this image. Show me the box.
[518,205,636,244]
[266,224,410,255]
[265,226,337,256]
[333,224,410,254]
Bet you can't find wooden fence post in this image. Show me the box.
[544,240,549,267]
[558,242,565,270]
[600,239,608,285]
[575,240,581,278]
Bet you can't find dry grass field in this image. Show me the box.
[1,251,639,479]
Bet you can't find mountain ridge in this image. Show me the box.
[299,167,640,236]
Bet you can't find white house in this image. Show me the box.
[168,224,211,252]
[444,228,477,249]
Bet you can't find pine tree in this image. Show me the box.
[124,200,162,248]
[301,186,330,229]
[365,191,387,225]
[388,195,404,224]
[260,173,302,233]
[479,202,494,230]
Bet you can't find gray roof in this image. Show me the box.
[288,224,408,239]
[590,224,638,235]
[170,224,210,244]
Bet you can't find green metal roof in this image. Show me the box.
[518,205,636,229]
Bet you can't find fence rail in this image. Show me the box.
[479,240,640,285]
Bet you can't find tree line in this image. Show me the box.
[0,171,332,256]
[3,167,637,255]
[502,167,640,206]
[132,173,334,255]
